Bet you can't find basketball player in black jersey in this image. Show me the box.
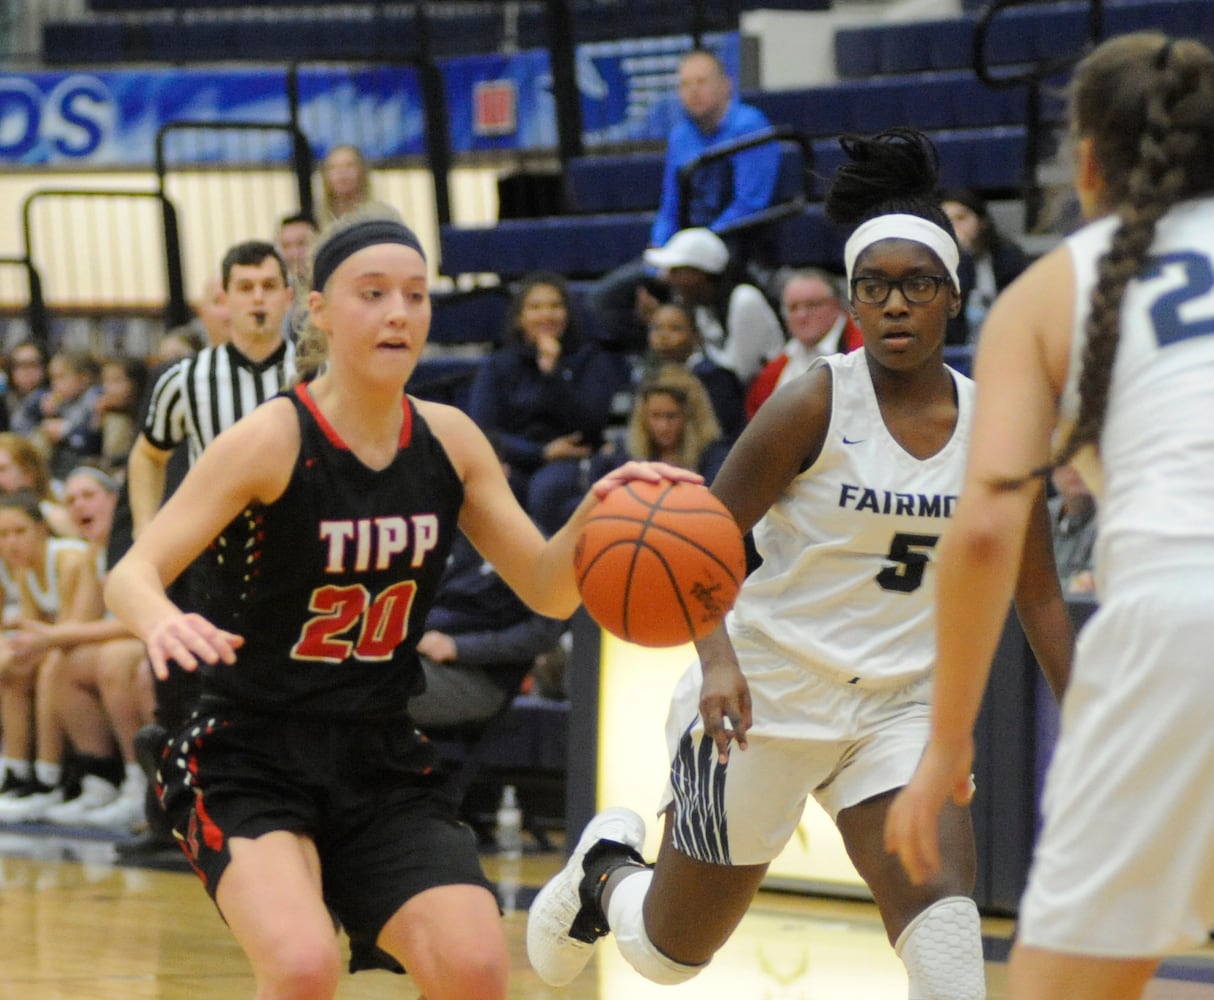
[104,211,697,1000]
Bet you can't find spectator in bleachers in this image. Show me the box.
[0,491,103,823]
[643,227,785,387]
[641,301,745,439]
[467,271,628,527]
[746,268,863,419]
[276,211,319,340]
[318,144,392,225]
[408,530,566,731]
[2,340,49,438]
[0,432,76,539]
[4,467,150,831]
[621,365,729,480]
[940,187,1031,344]
[589,48,782,352]
[90,356,149,476]
[277,211,319,284]
[188,273,231,348]
[29,349,103,483]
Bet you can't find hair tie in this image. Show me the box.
[312,219,426,292]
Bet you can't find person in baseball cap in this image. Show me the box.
[641,228,784,386]
[643,227,730,274]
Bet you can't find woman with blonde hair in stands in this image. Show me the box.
[624,365,729,479]
[319,144,392,225]
[0,490,105,822]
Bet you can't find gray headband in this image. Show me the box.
[311,219,426,292]
[66,465,119,494]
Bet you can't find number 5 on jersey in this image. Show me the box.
[877,533,940,593]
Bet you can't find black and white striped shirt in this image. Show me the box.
[142,340,297,465]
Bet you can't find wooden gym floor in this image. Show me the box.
[0,827,1212,998]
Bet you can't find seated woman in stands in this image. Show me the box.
[4,467,152,831]
[636,302,746,440]
[467,271,629,528]
[0,431,77,539]
[0,490,105,823]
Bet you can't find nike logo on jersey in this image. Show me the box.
[842,436,865,445]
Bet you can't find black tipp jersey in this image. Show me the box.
[195,383,464,718]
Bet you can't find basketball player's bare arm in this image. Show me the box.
[423,400,700,621]
[105,403,296,677]
[1013,487,1075,700]
[710,367,832,532]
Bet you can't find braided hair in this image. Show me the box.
[1052,32,1214,468]
[824,127,957,238]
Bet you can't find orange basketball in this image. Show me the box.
[574,480,746,647]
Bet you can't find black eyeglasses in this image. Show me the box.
[850,275,951,306]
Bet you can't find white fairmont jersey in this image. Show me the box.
[730,349,974,687]
[1062,199,1214,588]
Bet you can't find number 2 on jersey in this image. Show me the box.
[1142,251,1214,347]
[292,581,419,662]
[877,533,939,593]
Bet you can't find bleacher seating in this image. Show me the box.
[37,0,1208,335]
[43,0,747,66]
[440,117,1039,282]
[833,0,1214,79]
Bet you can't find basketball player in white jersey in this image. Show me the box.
[887,34,1214,1000]
[528,128,1075,997]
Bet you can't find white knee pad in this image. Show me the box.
[894,896,986,1000]
[606,868,707,985]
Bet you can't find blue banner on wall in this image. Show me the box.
[0,33,737,166]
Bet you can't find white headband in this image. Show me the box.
[843,214,960,292]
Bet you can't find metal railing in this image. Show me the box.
[973,0,1105,228]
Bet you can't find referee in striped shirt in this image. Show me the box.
[128,240,297,532]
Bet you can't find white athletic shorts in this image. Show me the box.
[1018,571,1214,957]
[657,623,934,866]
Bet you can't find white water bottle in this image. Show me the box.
[495,784,523,859]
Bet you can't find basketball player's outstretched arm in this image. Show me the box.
[422,400,702,622]
[697,368,834,763]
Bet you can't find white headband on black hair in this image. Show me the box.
[844,214,961,291]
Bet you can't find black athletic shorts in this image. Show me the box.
[158,703,492,973]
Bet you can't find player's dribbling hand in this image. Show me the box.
[590,460,703,501]
[144,612,245,680]
[884,738,974,884]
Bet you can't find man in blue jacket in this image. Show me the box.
[590,49,781,352]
